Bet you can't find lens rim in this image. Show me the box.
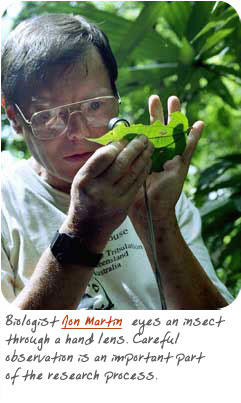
[15,95,121,140]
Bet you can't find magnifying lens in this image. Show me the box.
[108,117,130,130]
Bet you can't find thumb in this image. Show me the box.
[183,121,205,165]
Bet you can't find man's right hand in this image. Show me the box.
[61,135,153,253]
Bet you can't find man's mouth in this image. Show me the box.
[63,152,94,162]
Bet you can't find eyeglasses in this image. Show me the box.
[14,95,121,140]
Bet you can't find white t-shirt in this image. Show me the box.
[1,157,233,309]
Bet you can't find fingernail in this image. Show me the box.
[139,135,148,144]
[193,121,205,130]
[118,138,128,146]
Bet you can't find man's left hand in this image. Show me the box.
[129,95,204,229]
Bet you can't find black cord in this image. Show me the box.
[143,180,167,310]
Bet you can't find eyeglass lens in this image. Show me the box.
[31,97,119,140]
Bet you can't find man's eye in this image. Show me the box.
[35,112,51,125]
[90,101,101,111]
[58,110,69,122]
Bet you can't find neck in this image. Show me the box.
[29,157,71,194]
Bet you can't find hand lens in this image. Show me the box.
[108,117,130,130]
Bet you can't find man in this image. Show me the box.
[1,13,233,309]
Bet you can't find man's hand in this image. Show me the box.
[129,95,205,229]
[62,135,153,253]
[126,95,228,309]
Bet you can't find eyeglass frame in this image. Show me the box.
[14,94,121,140]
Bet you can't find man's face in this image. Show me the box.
[21,47,118,192]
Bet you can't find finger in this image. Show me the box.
[182,121,205,165]
[149,95,164,124]
[122,158,153,200]
[103,135,150,183]
[80,139,128,179]
[114,142,153,194]
[167,96,181,123]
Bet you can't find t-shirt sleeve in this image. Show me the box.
[1,208,18,303]
[1,241,16,303]
[176,193,234,304]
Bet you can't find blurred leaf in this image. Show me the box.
[204,76,236,108]
[117,64,177,95]
[220,232,241,264]
[186,1,214,42]
[179,37,195,65]
[233,196,241,212]
[116,2,164,66]
[217,107,230,126]
[208,64,241,80]
[199,28,235,58]
[191,8,237,44]
[163,1,191,39]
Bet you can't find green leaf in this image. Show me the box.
[200,199,240,239]
[186,1,214,42]
[220,233,241,266]
[196,159,239,191]
[233,196,241,213]
[163,1,192,39]
[179,37,195,65]
[208,77,236,109]
[86,112,189,172]
[218,154,241,164]
[116,2,164,66]
[191,10,237,44]
[199,28,235,57]
[203,64,241,81]
[199,174,241,196]
[117,64,177,95]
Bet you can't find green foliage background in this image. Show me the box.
[1,1,241,298]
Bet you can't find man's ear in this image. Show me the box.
[4,103,23,134]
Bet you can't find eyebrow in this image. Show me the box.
[31,97,55,106]
[30,99,64,113]
[30,92,114,110]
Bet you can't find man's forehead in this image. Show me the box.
[47,46,105,83]
[30,49,109,108]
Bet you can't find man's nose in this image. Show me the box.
[66,110,91,140]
